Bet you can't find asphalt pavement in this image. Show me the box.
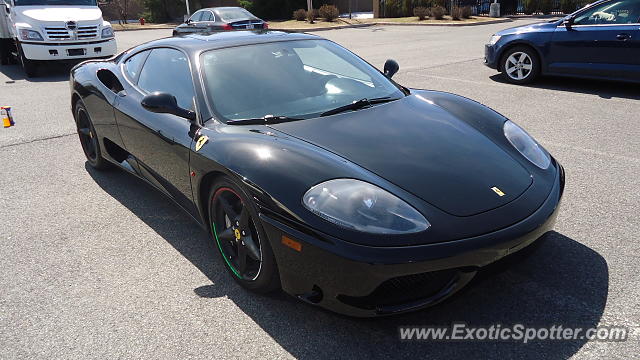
[0,20,638,359]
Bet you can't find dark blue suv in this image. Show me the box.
[485,0,640,84]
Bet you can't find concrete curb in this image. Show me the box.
[113,26,176,32]
[271,23,374,32]
[274,17,513,32]
[372,18,512,27]
[113,17,513,33]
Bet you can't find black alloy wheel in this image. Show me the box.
[209,178,280,292]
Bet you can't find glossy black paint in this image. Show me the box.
[173,7,266,35]
[484,0,640,82]
[71,30,564,316]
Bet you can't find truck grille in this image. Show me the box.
[44,25,99,40]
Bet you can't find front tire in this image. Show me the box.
[17,43,37,78]
[501,46,540,84]
[74,100,110,170]
[208,177,280,293]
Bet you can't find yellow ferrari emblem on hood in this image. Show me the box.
[195,135,209,151]
[491,186,506,197]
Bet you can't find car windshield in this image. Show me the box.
[215,7,254,21]
[14,0,96,5]
[200,39,404,122]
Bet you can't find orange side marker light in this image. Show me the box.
[282,235,302,252]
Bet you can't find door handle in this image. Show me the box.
[616,33,631,40]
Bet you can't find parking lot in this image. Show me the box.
[1,20,638,358]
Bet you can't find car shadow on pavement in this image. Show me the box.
[0,63,76,83]
[87,165,608,360]
[489,74,640,100]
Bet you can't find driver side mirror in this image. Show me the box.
[564,16,575,30]
[383,59,399,78]
[141,92,196,121]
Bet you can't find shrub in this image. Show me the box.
[430,5,445,19]
[319,4,339,22]
[293,8,306,21]
[238,0,254,12]
[461,6,472,18]
[307,8,316,22]
[451,6,462,20]
[523,0,537,14]
[560,0,575,13]
[414,6,430,20]
[540,0,553,14]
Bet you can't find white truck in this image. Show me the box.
[0,0,116,77]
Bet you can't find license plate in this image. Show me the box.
[67,48,86,56]
[246,24,254,29]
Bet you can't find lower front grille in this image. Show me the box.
[337,269,459,310]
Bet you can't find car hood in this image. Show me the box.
[496,20,559,36]
[15,6,102,22]
[271,94,533,217]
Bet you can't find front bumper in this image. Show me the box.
[260,164,564,317]
[484,43,499,69]
[21,38,117,61]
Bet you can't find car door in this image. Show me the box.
[548,0,640,80]
[199,10,216,31]
[183,10,204,33]
[114,47,199,215]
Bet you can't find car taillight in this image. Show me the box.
[263,22,269,29]
[222,23,233,30]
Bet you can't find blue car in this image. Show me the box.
[485,0,640,84]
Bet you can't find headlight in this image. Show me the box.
[101,27,114,38]
[19,29,43,41]
[503,120,550,169]
[302,179,430,234]
[489,35,501,45]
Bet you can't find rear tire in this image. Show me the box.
[500,46,540,84]
[208,176,280,293]
[17,43,37,78]
[74,100,110,170]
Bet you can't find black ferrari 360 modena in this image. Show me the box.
[70,30,564,317]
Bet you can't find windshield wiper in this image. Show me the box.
[320,96,399,117]
[227,115,303,125]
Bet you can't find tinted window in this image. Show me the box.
[201,11,214,21]
[215,7,254,21]
[124,50,149,81]
[200,40,403,121]
[138,48,195,110]
[575,0,640,25]
[189,11,203,22]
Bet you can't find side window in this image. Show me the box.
[138,48,195,110]
[575,0,640,25]
[124,50,149,82]
[202,11,214,22]
[190,11,203,22]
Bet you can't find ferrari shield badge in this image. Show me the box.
[491,186,506,197]
[195,135,209,152]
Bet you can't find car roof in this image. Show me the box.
[135,30,321,53]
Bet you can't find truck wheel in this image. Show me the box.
[17,43,37,78]
[0,39,10,65]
